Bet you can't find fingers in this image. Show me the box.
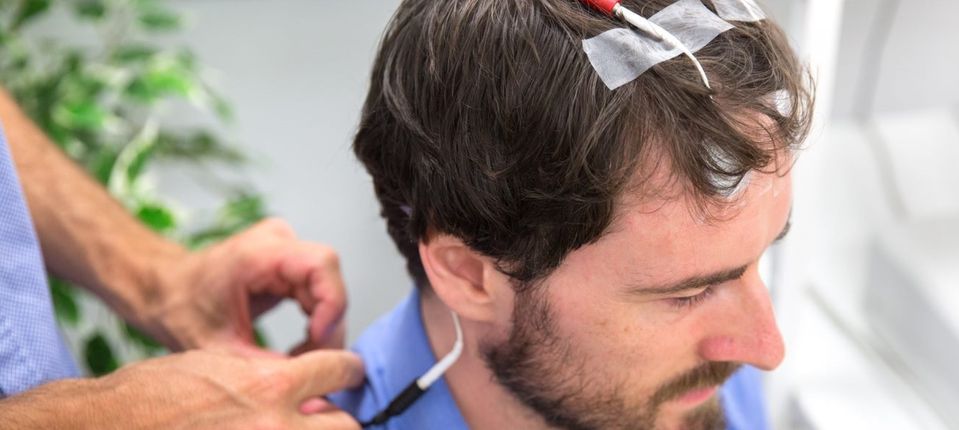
[277,243,347,345]
[308,286,346,346]
[321,321,346,350]
[254,217,297,239]
[234,219,348,353]
[288,321,344,355]
[285,350,365,399]
[288,337,316,357]
[299,397,337,415]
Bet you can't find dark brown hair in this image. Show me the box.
[354,0,813,288]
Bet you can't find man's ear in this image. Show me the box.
[418,234,505,323]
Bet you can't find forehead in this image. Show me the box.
[560,168,791,285]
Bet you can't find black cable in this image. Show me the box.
[359,381,427,428]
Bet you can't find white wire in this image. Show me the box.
[740,0,765,22]
[416,311,464,388]
[614,4,712,89]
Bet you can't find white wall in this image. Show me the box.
[162,0,408,350]
[830,0,959,118]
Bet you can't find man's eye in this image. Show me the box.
[668,286,715,310]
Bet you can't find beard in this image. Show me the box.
[482,287,739,430]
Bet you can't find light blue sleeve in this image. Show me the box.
[0,123,79,396]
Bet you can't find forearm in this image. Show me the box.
[0,87,186,323]
[0,379,116,429]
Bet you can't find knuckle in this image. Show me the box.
[236,246,262,272]
[326,285,347,305]
[328,354,362,386]
[256,366,296,398]
[319,246,341,268]
[262,217,295,238]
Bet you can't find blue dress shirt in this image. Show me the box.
[331,288,771,430]
[0,124,79,398]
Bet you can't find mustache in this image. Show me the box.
[650,362,741,406]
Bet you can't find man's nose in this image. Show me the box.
[696,271,785,370]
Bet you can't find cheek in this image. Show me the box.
[548,285,702,391]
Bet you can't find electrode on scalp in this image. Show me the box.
[581,0,712,88]
[578,0,767,90]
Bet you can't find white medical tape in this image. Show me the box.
[582,0,735,90]
[711,0,766,22]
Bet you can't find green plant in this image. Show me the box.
[0,0,268,375]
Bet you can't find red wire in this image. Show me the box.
[580,0,620,16]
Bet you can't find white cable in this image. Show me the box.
[416,311,464,388]
[613,4,712,89]
[742,0,764,22]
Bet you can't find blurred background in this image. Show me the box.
[3,0,956,428]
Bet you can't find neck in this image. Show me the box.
[419,291,552,430]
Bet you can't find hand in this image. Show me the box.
[141,218,347,353]
[0,348,365,429]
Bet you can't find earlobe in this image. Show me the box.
[418,235,500,322]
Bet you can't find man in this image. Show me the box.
[0,85,363,429]
[331,0,811,429]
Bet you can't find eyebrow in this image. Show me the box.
[627,265,748,297]
[626,213,792,297]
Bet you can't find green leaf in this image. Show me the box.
[71,76,106,100]
[221,194,266,227]
[137,8,181,32]
[188,194,266,248]
[84,332,119,376]
[90,147,119,184]
[12,0,51,30]
[186,227,233,250]
[62,50,87,75]
[49,278,80,327]
[122,323,164,354]
[111,44,158,63]
[52,100,107,130]
[74,0,107,20]
[211,93,234,122]
[126,139,156,182]
[136,204,176,233]
[175,49,196,71]
[154,131,243,163]
[123,78,155,104]
[254,326,269,348]
[125,66,194,103]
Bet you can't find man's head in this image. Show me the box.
[354,0,810,428]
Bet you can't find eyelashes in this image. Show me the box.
[668,286,716,310]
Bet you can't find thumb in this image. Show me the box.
[284,350,365,400]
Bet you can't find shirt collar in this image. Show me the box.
[347,288,469,429]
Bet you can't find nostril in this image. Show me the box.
[697,324,785,370]
[698,336,738,362]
